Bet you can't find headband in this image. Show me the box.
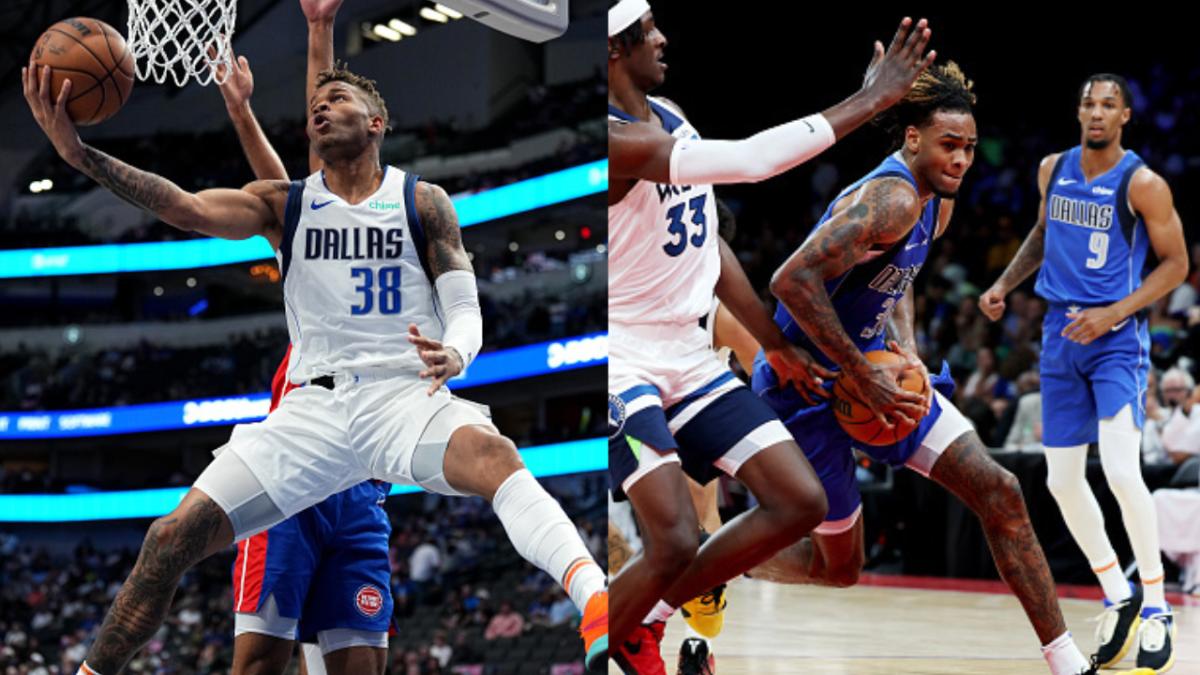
[608,0,651,37]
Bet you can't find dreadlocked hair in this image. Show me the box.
[875,61,975,151]
[315,62,391,134]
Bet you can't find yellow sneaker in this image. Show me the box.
[680,583,727,639]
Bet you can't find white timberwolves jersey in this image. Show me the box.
[608,96,719,326]
[277,167,442,383]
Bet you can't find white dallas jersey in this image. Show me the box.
[608,96,719,326]
[277,167,442,383]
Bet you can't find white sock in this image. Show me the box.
[644,599,675,624]
[1045,444,1129,603]
[491,469,605,612]
[1041,631,1090,675]
[1091,556,1133,604]
[78,663,102,675]
[1099,405,1166,610]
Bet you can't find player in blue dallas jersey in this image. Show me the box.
[751,63,1097,675]
[982,74,1189,673]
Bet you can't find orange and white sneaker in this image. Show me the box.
[580,590,608,673]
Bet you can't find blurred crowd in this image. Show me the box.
[0,266,605,411]
[0,473,605,675]
[1,74,605,250]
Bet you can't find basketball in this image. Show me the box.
[832,349,930,446]
[30,17,134,126]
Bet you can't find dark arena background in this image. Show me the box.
[0,0,607,673]
[609,4,1200,672]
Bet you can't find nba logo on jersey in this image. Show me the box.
[355,584,384,617]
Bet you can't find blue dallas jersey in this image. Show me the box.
[1035,146,1148,305]
[772,152,941,370]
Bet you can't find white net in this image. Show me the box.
[126,0,238,87]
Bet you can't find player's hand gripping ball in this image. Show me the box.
[30,17,134,125]
[833,350,931,446]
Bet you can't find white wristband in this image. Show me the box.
[669,113,835,185]
[434,270,483,369]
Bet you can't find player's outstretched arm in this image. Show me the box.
[714,239,833,403]
[980,154,1058,320]
[609,17,932,187]
[216,51,289,181]
[770,177,927,426]
[407,181,483,394]
[23,62,284,245]
[302,0,343,173]
[820,17,935,140]
[1062,169,1189,344]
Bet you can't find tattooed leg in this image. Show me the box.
[85,488,234,673]
[929,432,1068,644]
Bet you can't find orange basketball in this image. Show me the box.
[832,350,931,446]
[31,17,134,126]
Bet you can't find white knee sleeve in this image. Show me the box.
[492,469,605,612]
[1045,444,1118,566]
[1099,405,1165,589]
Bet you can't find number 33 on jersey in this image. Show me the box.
[609,96,719,326]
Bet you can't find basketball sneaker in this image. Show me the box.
[1133,606,1175,673]
[614,621,666,675]
[1092,583,1142,668]
[581,590,608,673]
[680,583,727,639]
[677,637,715,675]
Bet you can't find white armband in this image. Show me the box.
[669,113,835,185]
[435,270,483,369]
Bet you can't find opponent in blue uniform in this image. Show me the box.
[982,74,1189,673]
[754,63,1096,675]
[230,345,393,675]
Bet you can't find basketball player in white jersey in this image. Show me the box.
[607,2,934,668]
[23,47,609,675]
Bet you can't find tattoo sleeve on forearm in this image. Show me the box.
[416,182,473,277]
[773,178,916,369]
[78,145,184,216]
[886,285,917,352]
[997,218,1045,290]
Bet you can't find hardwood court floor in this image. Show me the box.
[615,575,1200,674]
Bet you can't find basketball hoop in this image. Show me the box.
[126,0,237,87]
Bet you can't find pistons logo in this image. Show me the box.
[355,584,384,617]
[608,393,626,439]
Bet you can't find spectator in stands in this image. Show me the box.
[1160,368,1200,467]
[547,589,578,627]
[484,601,525,640]
[429,631,452,668]
[1003,371,1043,452]
[1144,368,1172,465]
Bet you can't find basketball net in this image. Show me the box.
[126,0,237,87]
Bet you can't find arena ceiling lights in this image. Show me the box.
[363,2,462,42]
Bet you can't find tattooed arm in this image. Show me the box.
[23,61,284,246]
[715,239,834,402]
[886,284,918,354]
[770,176,927,425]
[408,180,480,394]
[979,153,1058,321]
